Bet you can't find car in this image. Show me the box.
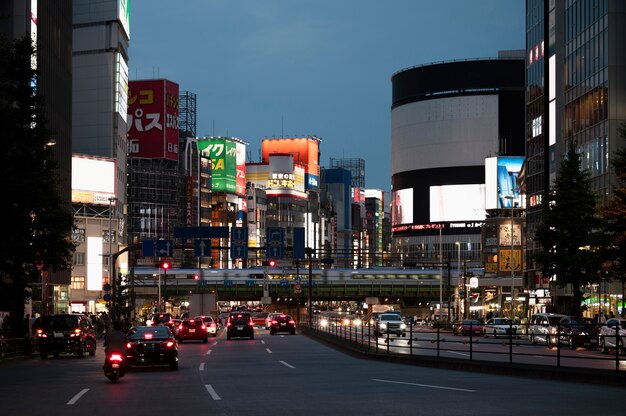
[453,320,483,336]
[529,313,568,345]
[177,319,209,343]
[599,318,626,354]
[195,315,218,337]
[373,313,407,337]
[252,312,269,327]
[265,313,283,330]
[150,312,177,334]
[171,319,182,336]
[269,314,296,335]
[483,318,520,338]
[125,325,178,370]
[226,312,254,340]
[558,317,600,349]
[35,314,97,359]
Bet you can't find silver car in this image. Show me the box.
[599,318,626,353]
[483,318,520,338]
[528,313,567,345]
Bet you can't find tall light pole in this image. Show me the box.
[505,195,515,320]
[108,197,117,318]
[456,242,461,320]
[439,227,443,321]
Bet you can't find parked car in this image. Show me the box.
[269,314,296,335]
[483,318,520,338]
[453,320,483,336]
[125,325,178,370]
[599,318,626,354]
[177,319,208,343]
[528,313,567,345]
[35,314,97,359]
[558,317,600,349]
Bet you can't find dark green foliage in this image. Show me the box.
[0,35,75,336]
[534,142,603,316]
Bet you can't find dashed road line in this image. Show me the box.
[67,388,89,405]
[205,384,221,400]
[280,360,295,369]
[266,348,272,354]
[446,350,470,357]
[372,379,476,393]
[206,349,212,355]
[199,363,205,371]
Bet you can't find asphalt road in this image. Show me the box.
[0,327,624,416]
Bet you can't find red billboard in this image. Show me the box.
[128,79,179,160]
[261,137,319,189]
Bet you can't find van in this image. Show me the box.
[528,313,567,345]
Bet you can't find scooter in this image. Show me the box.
[103,352,126,383]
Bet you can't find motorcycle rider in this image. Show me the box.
[103,320,127,367]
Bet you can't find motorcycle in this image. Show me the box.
[103,352,126,383]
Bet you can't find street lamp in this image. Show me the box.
[108,197,117,318]
[505,195,516,320]
[456,242,461,320]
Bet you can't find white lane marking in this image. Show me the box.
[199,363,205,371]
[206,349,212,355]
[280,360,295,369]
[266,348,273,354]
[213,341,218,346]
[280,335,285,338]
[66,388,90,405]
[261,340,265,344]
[446,350,470,357]
[372,379,476,393]
[205,384,221,401]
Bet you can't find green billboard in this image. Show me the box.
[198,138,237,193]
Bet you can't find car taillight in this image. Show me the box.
[201,324,207,330]
[166,341,175,348]
[210,322,216,328]
[126,342,132,349]
[109,354,124,362]
[248,321,254,327]
[289,320,295,325]
[36,329,47,337]
[271,320,278,324]
[227,322,232,327]
[178,324,183,330]
[144,333,153,339]
[70,328,82,337]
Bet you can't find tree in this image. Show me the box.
[534,142,604,316]
[599,123,626,314]
[0,35,75,337]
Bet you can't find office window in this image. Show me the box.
[71,275,85,290]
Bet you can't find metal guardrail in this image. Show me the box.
[309,316,626,373]
[0,337,36,360]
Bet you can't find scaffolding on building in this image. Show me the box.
[329,158,365,189]
[178,91,197,139]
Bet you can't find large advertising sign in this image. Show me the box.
[261,137,319,189]
[429,184,486,222]
[485,156,525,209]
[72,155,116,205]
[392,188,413,226]
[127,80,179,161]
[198,137,246,195]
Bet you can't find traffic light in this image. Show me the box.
[194,274,200,280]
[159,261,171,270]
[262,259,277,267]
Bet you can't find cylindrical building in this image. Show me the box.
[390,55,525,265]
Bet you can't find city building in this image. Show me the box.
[364,189,385,267]
[320,167,352,267]
[390,52,526,319]
[525,0,626,314]
[1,0,74,314]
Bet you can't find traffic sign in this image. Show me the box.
[194,239,211,257]
[223,280,233,287]
[266,227,285,259]
[293,227,305,259]
[156,240,174,257]
[142,240,155,257]
[279,280,289,287]
[294,283,302,294]
[245,280,255,287]
[230,227,248,259]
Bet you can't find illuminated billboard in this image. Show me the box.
[72,155,116,205]
[246,156,306,199]
[261,137,319,189]
[485,156,525,209]
[127,79,179,161]
[392,188,413,225]
[198,137,246,195]
[429,184,486,222]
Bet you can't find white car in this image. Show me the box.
[483,318,520,338]
[599,318,626,353]
[195,315,218,337]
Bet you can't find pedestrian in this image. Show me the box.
[599,312,607,324]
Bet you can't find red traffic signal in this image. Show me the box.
[263,259,277,267]
[160,261,171,270]
[194,274,199,280]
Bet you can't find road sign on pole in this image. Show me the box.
[194,239,211,257]
[266,227,285,259]
[156,240,174,257]
[230,227,248,259]
[142,240,155,257]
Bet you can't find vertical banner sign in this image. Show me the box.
[236,142,247,196]
[127,79,179,160]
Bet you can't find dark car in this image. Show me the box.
[559,317,600,349]
[150,313,176,333]
[226,312,254,340]
[177,319,208,343]
[125,326,178,370]
[269,314,296,335]
[35,314,97,359]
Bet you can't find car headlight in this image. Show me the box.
[353,319,362,326]
[550,327,557,334]
[379,323,387,330]
[400,323,407,330]
[320,318,329,327]
[578,332,587,336]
